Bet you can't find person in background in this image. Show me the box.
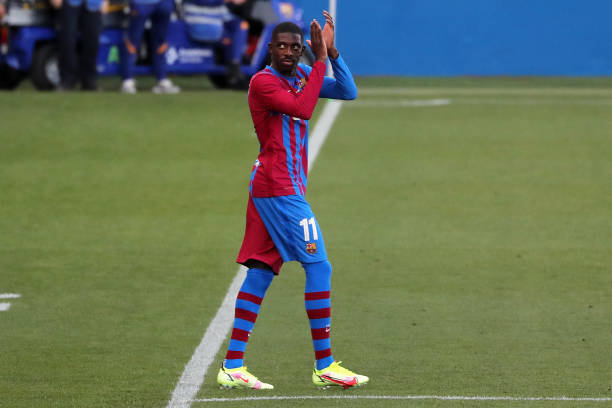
[182,0,249,87]
[51,0,103,91]
[120,0,180,94]
[0,0,6,20]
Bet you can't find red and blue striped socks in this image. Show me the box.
[304,260,334,370]
[224,262,334,371]
[224,268,274,369]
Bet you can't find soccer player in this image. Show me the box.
[217,12,369,390]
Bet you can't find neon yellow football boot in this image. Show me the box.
[217,365,274,390]
[312,361,369,389]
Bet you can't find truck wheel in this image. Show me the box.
[31,44,60,90]
[0,64,23,90]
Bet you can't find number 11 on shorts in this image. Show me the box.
[299,217,319,241]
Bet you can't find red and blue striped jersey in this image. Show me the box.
[247,56,357,197]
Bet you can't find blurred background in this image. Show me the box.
[295,0,612,76]
[2,0,612,92]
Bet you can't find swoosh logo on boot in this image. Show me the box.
[321,375,357,389]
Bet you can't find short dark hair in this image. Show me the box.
[271,22,303,43]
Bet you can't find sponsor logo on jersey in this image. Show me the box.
[297,76,307,92]
[306,242,317,254]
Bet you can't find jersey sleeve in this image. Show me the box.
[250,61,326,120]
[298,57,358,101]
[320,56,358,100]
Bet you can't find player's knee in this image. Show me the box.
[302,260,332,278]
[246,268,274,291]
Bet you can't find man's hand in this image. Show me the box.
[50,0,62,9]
[322,10,339,59]
[306,19,327,63]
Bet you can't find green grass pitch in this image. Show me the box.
[1,77,611,408]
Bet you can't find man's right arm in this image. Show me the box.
[251,61,326,120]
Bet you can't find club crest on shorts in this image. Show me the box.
[306,242,317,254]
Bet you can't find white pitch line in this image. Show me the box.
[358,87,612,96]
[192,395,612,403]
[165,267,247,408]
[0,294,21,312]
[456,98,612,106]
[165,99,344,408]
[0,293,21,299]
[347,98,451,108]
[308,99,343,165]
[345,98,612,108]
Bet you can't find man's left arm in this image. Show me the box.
[319,55,357,100]
[316,9,357,100]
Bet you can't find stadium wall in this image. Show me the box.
[293,0,612,76]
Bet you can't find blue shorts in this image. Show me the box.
[252,195,328,264]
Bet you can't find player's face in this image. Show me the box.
[269,32,304,76]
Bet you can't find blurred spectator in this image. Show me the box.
[0,0,6,20]
[183,0,249,87]
[52,0,103,91]
[224,0,253,21]
[120,0,179,94]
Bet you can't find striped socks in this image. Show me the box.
[224,262,334,371]
[223,268,274,369]
[303,260,334,370]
